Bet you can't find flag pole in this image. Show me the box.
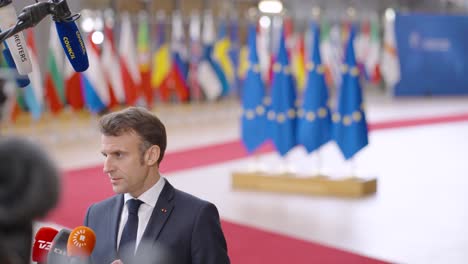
[347,157,358,179]
[251,151,263,173]
[315,148,322,176]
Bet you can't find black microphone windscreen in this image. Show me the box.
[0,137,60,227]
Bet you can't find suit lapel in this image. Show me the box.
[109,195,124,258]
[138,179,175,251]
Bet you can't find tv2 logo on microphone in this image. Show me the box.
[37,240,53,250]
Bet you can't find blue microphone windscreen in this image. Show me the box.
[2,48,30,88]
[55,21,89,72]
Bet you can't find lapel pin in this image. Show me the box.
[161,208,167,213]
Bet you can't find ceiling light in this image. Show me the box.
[258,0,283,14]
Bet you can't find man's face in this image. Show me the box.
[100,132,151,197]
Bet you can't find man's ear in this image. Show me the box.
[145,145,160,166]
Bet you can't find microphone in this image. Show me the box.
[0,0,32,75]
[47,228,71,264]
[67,226,96,261]
[51,0,88,72]
[0,137,60,264]
[31,227,59,264]
[1,42,30,88]
[118,239,175,264]
[0,137,60,227]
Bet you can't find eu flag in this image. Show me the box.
[297,22,332,153]
[241,22,268,153]
[268,29,297,156]
[332,26,369,160]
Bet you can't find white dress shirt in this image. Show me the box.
[117,176,166,251]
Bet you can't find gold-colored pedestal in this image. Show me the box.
[232,172,377,198]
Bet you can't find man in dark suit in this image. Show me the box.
[84,107,230,264]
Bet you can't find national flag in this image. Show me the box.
[0,81,21,123]
[291,33,306,90]
[198,11,222,101]
[241,22,268,153]
[238,45,249,81]
[380,14,400,89]
[119,12,141,105]
[354,20,371,80]
[101,19,120,110]
[159,11,189,102]
[321,21,343,89]
[81,32,109,113]
[64,55,84,111]
[266,16,283,87]
[319,20,334,87]
[24,29,43,120]
[297,22,332,153]
[257,22,271,83]
[137,11,153,107]
[268,29,297,156]
[213,19,234,96]
[44,22,65,115]
[0,43,28,122]
[188,11,203,101]
[283,16,294,57]
[366,19,382,84]
[150,12,171,93]
[332,26,369,160]
[102,11,125,106]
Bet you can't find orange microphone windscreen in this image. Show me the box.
[66,226,96,257]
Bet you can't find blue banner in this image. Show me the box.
[395,13,468,95]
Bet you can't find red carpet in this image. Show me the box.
[44,113,468,263]
[223,221,391,264]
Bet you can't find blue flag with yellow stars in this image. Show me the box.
[241,22,268,153]
[267,28,297,156]
[297,21,332,153]
[332,25,369,160]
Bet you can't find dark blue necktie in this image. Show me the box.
[118,199,143,261]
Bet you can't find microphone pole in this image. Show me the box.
[0,0,80,44]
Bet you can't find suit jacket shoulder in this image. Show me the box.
[84,180,230,264]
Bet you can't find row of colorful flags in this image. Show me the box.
[241,20,372,160]
[0,10,400,128]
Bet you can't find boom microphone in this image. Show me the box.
[47,228,71,264]
[51,0,88,72]
[0,137,60,226]
[31,227,59,264]
[1,42,30,87]
[0,137,60,264]
[0,0,32,74]
[67,226,96,260]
